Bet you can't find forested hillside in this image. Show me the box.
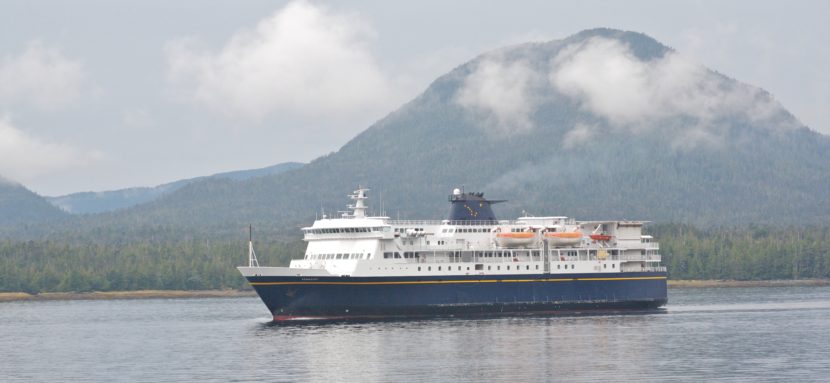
[45,162,304,214]
[1,28,829,291]
[0,178,68,228]
[4,28,826,242]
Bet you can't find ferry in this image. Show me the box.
[238,186,667,321]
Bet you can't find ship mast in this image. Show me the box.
[248,224,259,267]
[348,186,369,218]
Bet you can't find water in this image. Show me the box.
[2,286,830,382]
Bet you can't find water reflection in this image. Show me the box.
[2,288,830,382]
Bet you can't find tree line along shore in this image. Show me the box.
[1,224,829,297]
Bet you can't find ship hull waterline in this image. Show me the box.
[244,271,668,321]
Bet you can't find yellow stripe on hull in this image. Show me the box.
[249,276,667,286]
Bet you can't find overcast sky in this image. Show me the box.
[2,0,827,195]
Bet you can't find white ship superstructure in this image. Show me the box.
[240,187,664,278]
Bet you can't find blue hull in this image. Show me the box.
[246,272,668,321]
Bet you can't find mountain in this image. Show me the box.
[0,177,68,228]
[5,28,830,240]
[45,162,304,214]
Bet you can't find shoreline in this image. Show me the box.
[667,279,830,288]
[0,289,257,303]
[2,280,829,303]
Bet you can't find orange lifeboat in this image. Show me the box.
[494,230,537,248]
[589,234,612,241]
[544,231,582,247]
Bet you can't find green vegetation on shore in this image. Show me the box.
[0,238,303,294]
[654,224,830,280]
[1,224,829,295]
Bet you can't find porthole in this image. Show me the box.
[418,267,421,271]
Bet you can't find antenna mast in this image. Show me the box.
[349,185,369,218]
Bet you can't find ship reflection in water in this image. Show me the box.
[2,286,829,381]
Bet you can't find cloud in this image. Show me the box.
[562,123,595,149]
[0,117,101,183]
[165,0,392,122]
[549,37,794,146]
[455,57,540,134]
[0,41,85,110]
[455,36,797,148]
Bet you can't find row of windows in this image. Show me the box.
[399,250,542,258]
[416,264,543,272]
[306,253,367,260]
[394,228,424,233]
[306,227,383,234]
[552,263,617,270]
[409,263,618,272]
[383,252,417,259]
[440,227,491,234]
